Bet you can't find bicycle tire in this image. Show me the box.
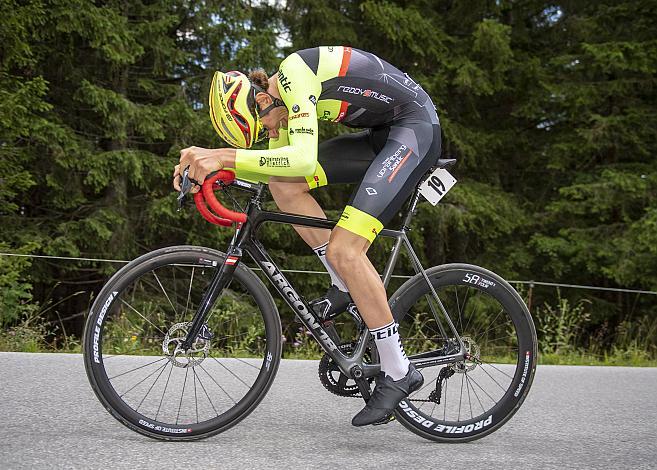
[83,245,282,441]
[389,263,537,442]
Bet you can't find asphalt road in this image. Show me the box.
[1,352,656,469]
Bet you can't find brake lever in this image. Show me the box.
[177,168,222,211]
[177,167,199,211]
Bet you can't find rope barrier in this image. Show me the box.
[1,251,656,295]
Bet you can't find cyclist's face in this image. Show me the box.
[255,92,288,140]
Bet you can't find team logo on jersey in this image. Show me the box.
[309,95,317,106]
[289,112,310,120]
[319,110,332,121]
[289,127,314,136]
[277,69,292,93]
[377,144,409,179]
[292,104,300,112]
[337,86,394,104]
[259,156,290,167]
[365,187,378,195]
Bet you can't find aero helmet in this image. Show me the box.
[209,71,265,149]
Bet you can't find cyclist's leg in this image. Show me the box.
[268,176,329,247]
[327,120,442,324]
[328,121,440,425]
[268,130,375,248]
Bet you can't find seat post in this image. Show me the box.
[401,187,422,231]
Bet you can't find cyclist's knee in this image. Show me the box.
[269,177,309,206]
[326,233,366,271]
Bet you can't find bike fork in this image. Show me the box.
[181,247,242,350]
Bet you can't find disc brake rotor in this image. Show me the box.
[162,322,210,368]
[451,336,480,373]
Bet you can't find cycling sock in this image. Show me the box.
[313,242,349,292]
[370,321,410,381]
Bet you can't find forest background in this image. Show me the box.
[1,0,655,364]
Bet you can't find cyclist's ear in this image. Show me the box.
[255,92,273,109]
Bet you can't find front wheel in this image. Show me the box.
[83,246,282,440]
[389,264,537,442]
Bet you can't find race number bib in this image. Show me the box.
[418,168,457,206]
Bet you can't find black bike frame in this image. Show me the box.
[181,178,466,395]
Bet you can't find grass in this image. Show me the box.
[2,339,656,366]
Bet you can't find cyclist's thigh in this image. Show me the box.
[336,121,441,242]
[306,130,377,189]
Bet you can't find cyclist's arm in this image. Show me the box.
[268,127,289,149]
[234,53,320,177]
[231,128,290,183]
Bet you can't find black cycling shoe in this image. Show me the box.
[351,364,424,427]
[308,285,352,321]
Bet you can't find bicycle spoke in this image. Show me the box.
[465,371,486,414]
[235,357,262,371]
[466,372,497,404]
[136,362,169,412]
[152,271,178,318]
[465,370,473,419]
[155,363,174,421]
[193,368,199,423]
[120,299,166,336]
[478,362,511,392]
[199,363,236,404]
[472,308,505,340]
[457,373,464,421]
[478,359,516,380]
[454,286,463,332]
[211,357,252,389]
[460,287,474,333]
[193,367,219,418]
[176,368,189,425]
[119,361,169,398]
[443,375,448,420]
[182,266,195,323]
[108,357,167,381]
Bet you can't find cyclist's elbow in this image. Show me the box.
[296,158,317,177]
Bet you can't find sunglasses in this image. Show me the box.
[248,83,286,143]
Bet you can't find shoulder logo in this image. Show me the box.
[289,112,310,120]
[309,95,317,106]
[277,69,292,93]
[292,104,300,113]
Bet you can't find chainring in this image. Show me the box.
[318,343,373,398]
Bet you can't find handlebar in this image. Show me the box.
[181,169,247,227]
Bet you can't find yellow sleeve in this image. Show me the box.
[232,129,289,183]
[234,53,321,177]
[268,127,289,149]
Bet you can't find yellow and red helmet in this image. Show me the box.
[209,71,265,148]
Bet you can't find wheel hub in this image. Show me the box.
[451,336,480,373]
[162,322,211,368]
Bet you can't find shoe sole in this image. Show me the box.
[359,369,424,427]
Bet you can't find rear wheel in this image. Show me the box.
[83,246,281,440]
[389,264,537,442]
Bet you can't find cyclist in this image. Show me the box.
[174,46,441,426]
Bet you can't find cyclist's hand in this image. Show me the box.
[179,146,224,186]
[172,164,200,194]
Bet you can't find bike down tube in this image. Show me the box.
[245,236,380,379]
